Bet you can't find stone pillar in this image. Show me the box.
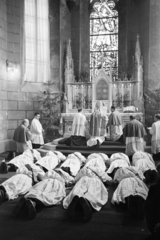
[60,0,71,93]
[148,0,160,90]
[71,0,80,79]
[79,0,90,75]
[49,0,60,88]
[118,0,128,78]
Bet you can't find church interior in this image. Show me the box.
[0,0,160,239]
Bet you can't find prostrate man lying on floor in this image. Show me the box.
[111,167,148,221]
[11,152,85,220]
[107,152,131,178]
[0,149,41,173]
[63,153,112,222]
[59,152,86,177]
[0,150,66,208]
[132,151,159,185]
[13,169,67,220]
[0,161,46,207]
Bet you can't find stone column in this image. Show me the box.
[79,0,90,76]
[49,0,60,88]
[148,0,160,90]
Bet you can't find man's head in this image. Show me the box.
[111,106,115,112]
[34,112,40,120]
[22,119,29,127]
[78,108,82,113]
[154,113,160,121]
[130,115,135,121]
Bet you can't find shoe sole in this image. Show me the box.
[79,197,92,222]
[12,198,26,217]
[67,195,79,220]
[26,199,36,220]
[135,196,145,221]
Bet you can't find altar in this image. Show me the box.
[61,36,144,138]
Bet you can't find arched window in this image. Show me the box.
[24,0,49,82]
[90,0,118,81]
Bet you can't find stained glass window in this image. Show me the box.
[90,0,118,81]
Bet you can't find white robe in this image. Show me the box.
[2,174,32,200]
[72,112,87,137]
[113,166,144,183]
[75,166,112,183]
[85,157,106,172]
[132,151,156,173]
[25,178,66,206]
[60,155,81,177]
[8,149,41,169]
[107,159,129,174]
[107,153,130,174]
[36,153,59,171]
[30,118,44,145]
[87,153,109,165]
[150,120,160,154]
[111,177,148,205]
[63,176,108,211]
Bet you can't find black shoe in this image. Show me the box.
[13,197,26,217]
[26,199,36,220]
[135,196,145,221]
[67,196,79,220]
[128,195,136,217]
[0,188,7,205]
[79,197,92,222]
[0,161,8,174]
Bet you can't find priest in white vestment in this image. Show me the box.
[30,112,44,149]
[107,106,123,141]
[65,108,89,146]
[87,101,108,147]
[149,113,160,161]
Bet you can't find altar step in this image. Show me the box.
[38,138,151,157]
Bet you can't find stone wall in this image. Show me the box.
[0,0,8,152]
[0,0,45,153]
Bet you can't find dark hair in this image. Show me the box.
[130,115,135,120]
[34,112,40,116]
[78,108,82,112]
[111,106,115,110]
[155,113,160,120]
